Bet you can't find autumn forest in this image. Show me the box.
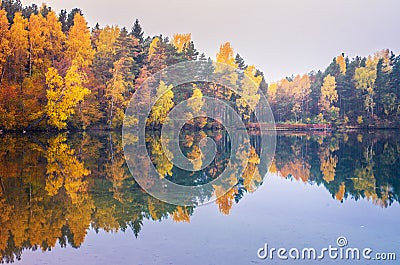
[0,1,399,131]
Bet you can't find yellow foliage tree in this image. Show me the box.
[45,61,91,129]
[172,206,191,223]
[0,10,11,84]
[335,182,346,202]
[186,85,207,128]
[28,13,49,74]
[171,33,191,53]
[241,147,262,192]
[106,58,128,128]
[45,134,91,204]
[336,54,346,75]
[147,81,174,126]
[45,11,66,64]
[319,74,339,121]
[320,154,338,183]
[148,136,173,179]
[216,42,237,68]
[187,86,204,115]
[276,74,311,122]
[354,56,379,116]
[148,36,160,59]
[318,138,339,183]
[66,13,94,68]
[96,25,120,54]
[9,12,28,83]
[353,163,376,199]
[267,83,278,102]
[215,42,238,104]
[214,186,237,215]
[236,65,262,121]
[187,145,203,171]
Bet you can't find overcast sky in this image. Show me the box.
[22,0,400,82]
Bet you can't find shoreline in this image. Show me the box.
[1,125,399,135]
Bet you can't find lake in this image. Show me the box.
[0,130,399,264]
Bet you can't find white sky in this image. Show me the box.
[22,0,400,82]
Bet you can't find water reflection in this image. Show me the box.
[272,132,400,207]
[0,131,399,263]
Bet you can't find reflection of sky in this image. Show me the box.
[18,174,400,265]
[20,0,400,82]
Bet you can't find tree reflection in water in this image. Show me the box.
[0,130,399,262]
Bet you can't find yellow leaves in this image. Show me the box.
[66,13,94,68]
[9,12,28,70]
[96,25,120,54]
[244,65,262,87]
[233,144,262,192]
[335,182,346,202]
[214,186,237,215]
[45,62,91,129]
[318,138,339,184]
[373,49,392,72]
[276,74,311,120]
[355,61,376,93]
[320,155,338,183]
[172,206,191,223]
[0,196,13,251]
[106,155,129,203]
[237,65,262,118]
[354,55,380,115]
[319,74,339,120]
[45,134,91,204]
[0,84,18,129]
[187,85,204,115]
[93,205,119,233]
[269,161,277,174]
[357,115,363,125]
[147,81,174,126]
[353,164,376,199]
[45,11,66,60]
[149,136,173,179]
[10,12,28,51]
[29,13,49,69]
[147,198,160,220]
[267,83,278,102]
[336,55,346,74]
[171,33,191,53]
[106,58,129,128]
[46,67,64,89]
[216,42,237,68]
[66,196,94,247]
[149,37,160,59]
[215,42,239,86]
[279,159,311,182]
[0,10,11,69]
[242,147,262,192]
[321,75,338,103]
[45,172,64,196]
[187,145,203,171]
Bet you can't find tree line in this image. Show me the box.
[0,1,207,130]
[268,50,400,127]
[0,0,400,131]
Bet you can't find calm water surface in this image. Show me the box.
[0,130,399,265]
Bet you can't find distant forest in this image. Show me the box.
[0,0,399,131]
